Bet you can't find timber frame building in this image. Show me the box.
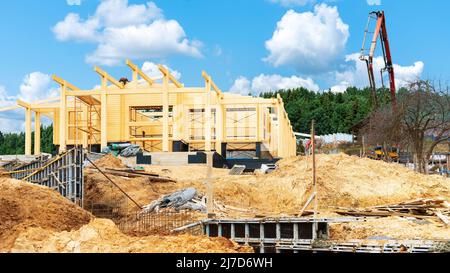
[1,60,297,159]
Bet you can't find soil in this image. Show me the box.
[10,219,253,253]
[0,178,92,252]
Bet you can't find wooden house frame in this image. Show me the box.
[1,60,297,158]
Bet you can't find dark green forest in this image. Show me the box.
[0,125,54,155]
[261,86,394,135]
[0,87,394,154]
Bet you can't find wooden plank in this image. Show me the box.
[435,211,450,226]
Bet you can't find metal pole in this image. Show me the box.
[85,156,142,210]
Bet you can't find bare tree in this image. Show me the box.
[361,80,450,173]
[399,81,450,173]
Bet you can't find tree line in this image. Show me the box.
[0,125,54,155]
[261,86,394,135]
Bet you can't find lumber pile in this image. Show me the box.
[87,167,176,183]
[335,198,450,225]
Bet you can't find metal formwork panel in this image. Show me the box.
[203,218,327,253]
[10,148,84,206]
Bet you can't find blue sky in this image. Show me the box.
[0,0,449,132]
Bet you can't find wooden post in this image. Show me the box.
[277,101,283,158]
[59,85,67,153]
[82,104,88,149]
[162,74,170,152]
[25,107,32,156]
[215,103,224,154]
[447,154,450,177]
[172,93,179,141]
[206,152,215,217]
[34,111,41,155]
[205,78,212,152]
[311,120,318,239]
[362,135,366,157]
[100,77,108,151]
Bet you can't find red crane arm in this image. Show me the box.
[363,11,397,109]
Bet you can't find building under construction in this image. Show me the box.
[3,60,296,161]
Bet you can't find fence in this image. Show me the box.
[117,210,204,236]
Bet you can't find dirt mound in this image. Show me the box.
[10,219,253,253]
[0,178,92,252]
[84,170,180,214]
[263,153,450,209]
[207,154,450,216]
[85,153,450,217]
[94,154,126,169]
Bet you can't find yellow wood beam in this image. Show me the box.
[59,85,67,152]
[162,70,170,152]
[62,87,207,96]
[52,75,80,91]
[94,66,125,89]
[25,108,32,156]
[158,65,183,88]
[34,112,41,155]
[202,71,224,99]
[16,100,31,109]
[205,74,212,152]
[0,105,20,112]
[126,59,154,86]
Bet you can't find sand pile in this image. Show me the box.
[84,170,184,214]
[94,154,127,169]
[195,153,450,216]
[85,153,450,217]
[10,219,253,253]
[0,178,92,252]
[330,217,450,241]
[261,153,450,209]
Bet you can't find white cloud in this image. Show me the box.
[141,62,181,80]
[86,20,202,66]
[264,4,349,73]
[329,81,351,93]
[0,85,15,108]
[331,53,424,92]
[53,13,100,42]
[0,73,58,133]
[0,117,25,133]
[230,77,252,96]
[367,0,382,6]
[269,0,315,7]
[230,74,319,95]
[95,0,163,28]
[67,0,82,5]
[53,0,202,66]
[18,72,59,102]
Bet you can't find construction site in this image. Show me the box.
[0,7,449,255]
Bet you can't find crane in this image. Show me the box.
[360,11,397,109]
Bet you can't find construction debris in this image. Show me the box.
[260,164,277,174]
[335,198,450,224]
[229,165,246,175]
[330,217,450,241]
[120,145,142,158]
[141,188,206,214]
